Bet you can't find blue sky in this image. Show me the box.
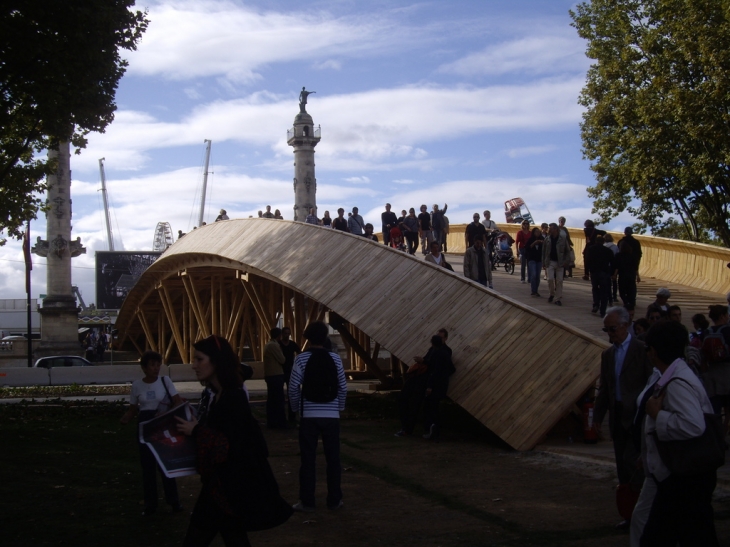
[1,0,639,305]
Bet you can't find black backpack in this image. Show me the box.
[301,348,339,403]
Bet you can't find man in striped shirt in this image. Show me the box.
[289,321,347,512]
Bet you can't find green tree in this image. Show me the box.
[0,0,148,243]
[570,0,730,247]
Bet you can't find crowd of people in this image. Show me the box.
[278,203,452,255]
[593,292,730,545]
[120,323,347,545]
[82,328,111,362]
[118,204,730,546]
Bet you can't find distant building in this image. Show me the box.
[0,299,41,339]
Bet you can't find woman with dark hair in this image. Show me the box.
[121,351,183,516]
[633,318,651,339]
[177,335,292,546]
[363,223,378,242]
[690,313,711,348]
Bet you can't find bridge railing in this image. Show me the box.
[442,224,730,295]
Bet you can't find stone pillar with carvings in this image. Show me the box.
[31,141,86,357]
[286,89,321,221]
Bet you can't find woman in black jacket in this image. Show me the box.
[177,335,292,546]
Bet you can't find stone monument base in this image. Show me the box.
[36,299,83,359]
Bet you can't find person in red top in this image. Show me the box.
[515,220,531,284]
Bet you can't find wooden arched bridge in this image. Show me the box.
[116,219,610,450]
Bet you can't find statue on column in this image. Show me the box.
[299,87,316,113]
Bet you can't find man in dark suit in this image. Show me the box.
[594,306,652,528]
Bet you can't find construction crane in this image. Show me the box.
[98,158,117,250]
[197,139,212,226]
[72,285,88,311]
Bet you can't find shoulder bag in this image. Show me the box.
[652,377,725,476]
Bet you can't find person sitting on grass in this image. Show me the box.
[120,351,184,517]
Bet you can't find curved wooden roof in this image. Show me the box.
[116,219,608,450]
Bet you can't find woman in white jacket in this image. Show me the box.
[637,320,719,546]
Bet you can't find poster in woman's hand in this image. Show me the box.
[139,402,198,478]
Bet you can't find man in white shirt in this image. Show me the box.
[481,210,497,231]
[482,210,498,260]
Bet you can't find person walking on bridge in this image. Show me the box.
[541,223,570,306]
[463,238,491,288]
[381,203,398,246]
[332,208,348,232]
[402,208,419,255]
[348,207,365,236]
[418,204,433,254]
[431,203,448,251]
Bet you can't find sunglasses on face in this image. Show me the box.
[602,326,619,333]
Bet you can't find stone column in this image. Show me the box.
[287,109,321,221]
[32,141,86,357]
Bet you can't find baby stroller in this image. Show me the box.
[488,230,515,274]
[389,226,406,252]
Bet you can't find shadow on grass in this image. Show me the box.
[0,401,191,547]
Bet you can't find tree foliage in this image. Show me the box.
[570,0,730,247]
[0,0,148,243]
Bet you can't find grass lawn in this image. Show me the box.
[1,394,728,547]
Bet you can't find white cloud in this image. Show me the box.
[393,179,414,184]
[313,59,342,70]
[505,145,558,159]
[184,87,203,100]
[439,34,589,77]
[79,80,584,173]
[344,176,370,184]
[127,1,411,82]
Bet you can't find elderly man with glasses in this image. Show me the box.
[594,306,653,530]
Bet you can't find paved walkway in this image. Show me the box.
[441,252,726,340]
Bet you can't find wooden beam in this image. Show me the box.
[158,283,185,364]
[182,274,210,338]
[158,311,165,362]
[136,308,157,353]
[227,293,249,342]
[129,333,144,357]
[241,277,274,333]
[329,314,389,383]
[295,292,306,346]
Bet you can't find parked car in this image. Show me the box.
[33,356,93,368]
